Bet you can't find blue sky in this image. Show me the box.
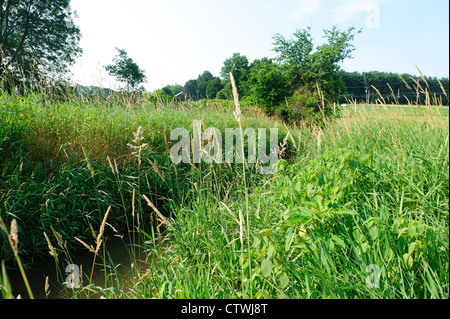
[69,0,449,91]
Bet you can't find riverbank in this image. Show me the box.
[1,92,448,299]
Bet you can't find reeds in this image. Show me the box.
[0,217,34,299]
[0,73,447,299]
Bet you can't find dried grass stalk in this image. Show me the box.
[43,232,55,257]
[142,194,171,227]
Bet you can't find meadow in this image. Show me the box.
[0,89,448,299]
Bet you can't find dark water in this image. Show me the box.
[4,233,150,299]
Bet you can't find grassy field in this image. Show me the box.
[0,91,448,299]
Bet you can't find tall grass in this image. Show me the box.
[0,78,448,299]
[0,88,291,298]
[126,92,448,299]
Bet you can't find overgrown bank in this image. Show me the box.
[0,91,448,299]
[0,93,292,263]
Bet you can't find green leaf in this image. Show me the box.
[336,209,357,216]
[369,226,379,240]
[332,234,346,248]
[261,258,273,278]
[408,242,417,254]
[1,262,13,299]
[280,273,289,289]
[362,242,370,253]
[408,225,417,237]
[416,223,425,235]
[352,229,362,242]
[267,245,275,259]
[397,227,408,239]
[285,206,316,224]
[403,253,414,269]
[285,226,295,252]
[306,183,314,197]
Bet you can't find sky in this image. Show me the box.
[68,0,449,92]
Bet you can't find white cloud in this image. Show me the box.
[259,3,272,9]
[331,0,383,23]
[293,0,322,19]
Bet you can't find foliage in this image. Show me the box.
[284,83,321,123]
[273,26,360,116]
[205,26,360,123]
[196,70,214,99]
[244,58,291,114]
[104,48,147,92]
[339,70,449,106]
[0,0,82,87]
[162,84,183,97]
[135,102,448,299]
[0,90,448,299]
[205,77,223,99]
[183,79,198,100]
[216,82,232,100]
[220,52,250,96]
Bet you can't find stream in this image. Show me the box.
[5,232,151,299]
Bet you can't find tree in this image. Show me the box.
[272,27,314,85]
[206,77,223,99]
[245,58,291,114]
[0,0,82,86]
[105,48,147,91]
[183,79,198,100]
[196,70,214,99]
[273,26,360,121]
[162,84,183,97]
[220,52,249,96]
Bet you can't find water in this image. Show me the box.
[4,233,150,299]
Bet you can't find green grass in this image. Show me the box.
[345,103,449,117]
[0,90,448,299]
[133,103,448,299]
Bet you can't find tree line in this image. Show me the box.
[339,70,449,106]
[163,26,363,123]
[162,26,448,123]
[1,0,447,124]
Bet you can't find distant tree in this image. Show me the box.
[220,53,250,96]
[197,70,214,99]
[162,84,183,97]
[273,26,360,121]
[206,77,223,99]
[183,79,198,100]
[0,0,82,86]
[245,58,291,114]
[216,82,233,100]
[274,26,360,100]
[272,27,314,85]
[338,70,365,101]
[105,48,147,91]
[338,70,449,106]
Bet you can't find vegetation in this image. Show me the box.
[0,0,82,86]
[339,70,449,106]
[104,48,147,92]
[162,26,362,124]
[0,78,448,299]
[0,0,448,301]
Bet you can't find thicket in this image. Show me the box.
[162,26,449,125]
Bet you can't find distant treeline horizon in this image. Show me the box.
[63,69,449,107]
[338,70,449,106]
